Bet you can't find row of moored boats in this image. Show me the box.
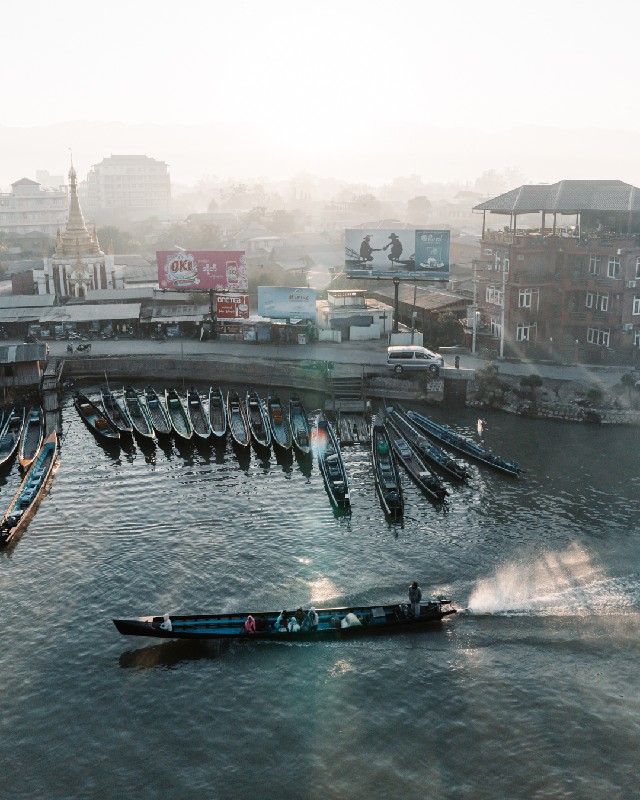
[0,406,58,547]
[74,387,314,455]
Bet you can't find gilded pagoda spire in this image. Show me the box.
[55,159,103,259]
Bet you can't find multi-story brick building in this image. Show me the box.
[472,180,640,365]
[84,154,171,224]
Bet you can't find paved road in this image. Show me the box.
[38,337,638,387]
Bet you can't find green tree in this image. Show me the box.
[520,374,543,397]
[97,225,141,253]
[407,195,431,223]
[620,372,637,405]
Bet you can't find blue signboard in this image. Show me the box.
[258,286,317,321]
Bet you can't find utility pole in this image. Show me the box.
[499,262,506,358]
[471,263,477,354]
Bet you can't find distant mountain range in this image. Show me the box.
[2,120,640,189]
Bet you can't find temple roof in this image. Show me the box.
[473,180,640,215]
[54,163,103,259]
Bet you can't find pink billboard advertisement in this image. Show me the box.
[157,250,248,292]
[216,294,250,319]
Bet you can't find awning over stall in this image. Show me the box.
[39,303,141,324]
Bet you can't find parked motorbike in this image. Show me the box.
[76,343,91,353]
[66,344,73,354]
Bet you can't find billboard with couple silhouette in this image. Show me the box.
[345,229,450,280]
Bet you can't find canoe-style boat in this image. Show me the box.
[0,431,58,547]
[123,386,155,439]
[387,406,469,481]
[100,390,133,436]
[384,417,448,503]
[315,412,350,509]
[289,394,311,455]
[226,390,250,448]
[208,386,227,440]
[406,409,521,477]
[144,386,172,437]
[246,390,271,448]
[371,420,403,519]
[18,407,44,469]
[113,596,456,641]
[267,395,292,450]
[0,407,27,468]
[186,388,211,439]
[74,393,120,441]
[165,389,193,440]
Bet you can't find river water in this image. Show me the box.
[1,388,639,800]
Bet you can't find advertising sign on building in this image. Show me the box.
[258,286,317,321]
[344,229,450,281]
[216,294,250,319]
[157,250,247,292]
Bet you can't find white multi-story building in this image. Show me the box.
[0,178,69,237]
[84,154,171,223]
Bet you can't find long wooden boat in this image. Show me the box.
[186,388,211,439]
[0,432,58,547]
[246,390,271,448]
[267,394,292,450]
[74,393,120,441]
[0,407,27,468]
[226,390,250,447]
[315,412,350,509]
[289,394,311,455]
[100,390,133,436]
[207,386,227,440]
[384,416,448,503]
[123,386,155,439]
[165,389,193,440]
[18,407,44,469]
[387,406,469,481]
[144,386,172,437]
[371,420,403,519]
[406,409,521,477]
[113,596,456,641]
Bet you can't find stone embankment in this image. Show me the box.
[467,398,640,425]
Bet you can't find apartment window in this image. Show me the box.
[519,289,532,308]
[494,255,501,271]
[633,295,640,315]
[635,330,640,347]
[636,256,640,278]
[484,249,493,256]
[588,255,601,275]
[516,323,532,341]
[490,318,502,339]
[503,257,510,273]
[486,287,503,305]
[607,256,620,278]
[587,292,609,311]
[587,327,610,346]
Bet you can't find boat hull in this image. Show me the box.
[113,600,456,641]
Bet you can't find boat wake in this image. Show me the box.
[466,543,639,616]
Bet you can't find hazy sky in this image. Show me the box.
[4,0,640,185]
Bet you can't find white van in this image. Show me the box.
[386,345,444,375]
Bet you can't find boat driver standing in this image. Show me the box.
[409,581,422,617]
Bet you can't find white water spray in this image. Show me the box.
[467,543,636,616]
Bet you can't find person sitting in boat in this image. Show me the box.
[159,613,172,632]
[301,607,319,632]
[294,607,306,626]
[275,610,288,631]
[287,615,300,633]
[409,581,422,617]
[244,615,256,634]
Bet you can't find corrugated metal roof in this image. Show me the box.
[149,304,210,323]
[0,295,55,308]
[474,180,640,214]
[83,288,155,302]
[39,303,141,323]
[0,343,47,363]
[0,307,43,323]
